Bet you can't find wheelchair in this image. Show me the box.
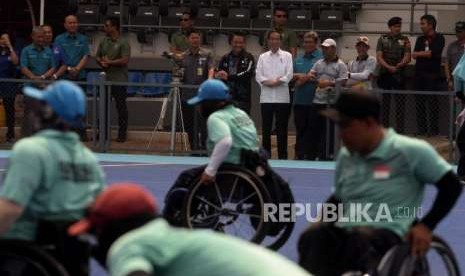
[179,163,295,250]
[0,240,70,276]
[375,235,460,276]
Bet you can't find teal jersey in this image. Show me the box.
[108,219,311,276]
[0,130,105,240]
[334,129,452,236]
[20,44,57,76]
[54,32,90,79]
[207,105,259,164]
[293,49,322,106]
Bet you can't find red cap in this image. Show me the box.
[68,183,157,236]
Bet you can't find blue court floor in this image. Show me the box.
[0,151,463,275]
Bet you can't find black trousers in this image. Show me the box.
[294,105,313,160]
[2,96,15,139]
[377,74,406,133]
[111,85,128,137]
[415,74,444,136]
[181,101,207,151]
[309,104,335,160]
[235,101,251,115]
[457,122,465,178]
[261,103,289,159]
[298,224,401,276]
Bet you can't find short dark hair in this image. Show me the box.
[105,16,120,29]
[387,16,402,27]
[421,14,437,30]
[267,30,282,40]
[228,31,247,44]
[273,6,289,16]
[187,29,202,37]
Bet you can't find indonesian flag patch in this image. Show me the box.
[373,165,391,180]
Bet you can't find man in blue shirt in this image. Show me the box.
[20,26,57,87]
[293,31,322,160]
[55,15,90,81]
[42,24,67,80]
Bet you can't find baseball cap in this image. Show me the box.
[321,91,381,123]
[321,38,337,48]
[23,80,86,128]
[388,17,402,27]
[356,36,370,46]
[68,183,158,236]
[456,21,465,33]
[187,79,231,105]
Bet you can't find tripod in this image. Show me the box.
[146,70,188,154]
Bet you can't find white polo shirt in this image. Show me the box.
[255,49,294,104]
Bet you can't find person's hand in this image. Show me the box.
[406,223,432,257]
[448,80,454,91]
[1,34,12,48]
[318,79,333,89]
[200,172,215,185]
[262,80,279,87]
[387,65,397,74]
[216,70,228,80]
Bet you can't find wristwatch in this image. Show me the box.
[52,74,58,80]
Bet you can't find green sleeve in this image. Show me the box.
[408,141,452,184]
[375,37,383,52]
[207,114,231,143]
[288,31,299,48]
[121,40,131,58]
[108,244,153,276]
[96,41,103,58]
[0,140,44,206]
[332,149,347,198]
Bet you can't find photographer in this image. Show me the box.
[0,32,19,143]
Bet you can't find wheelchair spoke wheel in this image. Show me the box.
[183,169,271,244]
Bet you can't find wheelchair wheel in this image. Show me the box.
[182,166,271,245]
[0,240,70,276]
[262,190,296,251]
[377,236,460,276]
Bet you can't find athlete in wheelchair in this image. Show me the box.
[297,92,463,276]
[163,79,294,249]
[0,81,105,276]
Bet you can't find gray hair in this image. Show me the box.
[303,31,319,43]
[31,26,44,36]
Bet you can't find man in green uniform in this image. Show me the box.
[298,92,462,275]
[376,16,411,133]
[263,6,298,57]
[170,11,194,55]
[68,183,311,276]
[0,80,105,275]
[96,16,131,142]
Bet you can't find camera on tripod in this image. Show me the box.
[162,51,185,80]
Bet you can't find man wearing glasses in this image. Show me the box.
[170,12,196,55]
[263,7,298,58]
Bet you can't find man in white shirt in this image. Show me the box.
[347,36,377,91]
[255,30,293,159]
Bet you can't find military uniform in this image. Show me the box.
[376,33,411,133]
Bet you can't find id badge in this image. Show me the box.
[197,67,203,76]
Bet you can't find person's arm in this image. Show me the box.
[408,171,462,256]
[277,53,294,84]
[9,50,19,66]
[412,37,430,59]
[204,136,233,177]
[207,54,215,79]
[20,49,38,79]
[43,67,56,80]
[0,199,24,235]
[229,55,255,81]
[255,54,268,84]
[397,38,412,68]
[349,58,377,81]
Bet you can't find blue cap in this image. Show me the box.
[23,80,86,128]
[187,79,230,105]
